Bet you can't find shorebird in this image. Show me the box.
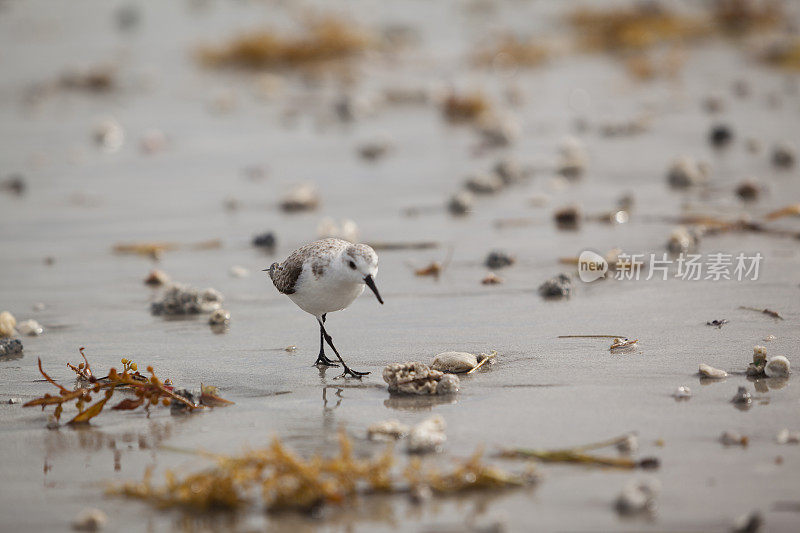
[265,238,383,378]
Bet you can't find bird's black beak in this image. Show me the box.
[364,274,384,304]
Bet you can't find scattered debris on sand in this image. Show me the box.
[610,337,639,352]
[709,123,734,148]
[407,415,447,454]
[538,273,572,299]
[614,479,660,516]
[553,205,582,229]
[447,191,474,216]
[430,351,496,374]
[771,142,797,168]
[673,386,692,400]
[485,251,515,269]
[472,34,548,68]
[736,180,760,201]
[71,507,108,531]
[151,284,223,316]
[357,139,392,162]
[731,386,752,405]
[93,117,124,152]
[731,510,765,533]
[112,429,536,512]
[280,184,320,212]
[383,362,460,395]
[499,433,659,469]
[699,363,727,379]
[24,350,231,426]
[667,226,700,254]
[198,16,372,70]
[706,319,729,328]
[465,172,504,194]
[720,431,748,447]
[441,91,491,123]
[0,338,23,357]
[759,38,800,72]
[144,269,170,286]
[0,311,16,337]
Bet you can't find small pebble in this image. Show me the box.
[616,433,638,455]
[720,431,748,446]
[764,356,790,378]
[431,351,478,374]
[731,386,752,405]
[667,156,708,188]
[478,114,520,147]
[776,429,800,445]
[762,335,776,342]
[736,181,760,201]
[93,117,124,153]
[447,191,474,216]
[144,269,170,286]
[614,479,660,515]
[732,510,763,533]
[557,136,587,179]
[357,139,392,161]
[8,398,22,404]
[698,364,727,379]
[485,251,515,269]
[0,311,16,337]
[771,143,796,169]
[673,386,691,400]
[1,173,26,195]
[668,226,699,254]
[72,507,107,531]
[709,124,734,148]
[538,273,572,299]
[493,158,524,185]
[208,309,231,326]
[151,284,223,316]
[553,205,581,229]
[706,319,728,328]
[16,319,43,336]
[464,172,504,194]
[280,184,319,212]
[252,232,277,252]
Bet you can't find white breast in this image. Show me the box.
[288,265,365,317]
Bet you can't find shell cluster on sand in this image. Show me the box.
[150,283,224,316]
[383,362,460,395]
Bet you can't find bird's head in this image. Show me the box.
[342,243,383,304]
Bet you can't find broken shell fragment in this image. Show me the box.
[557,136,587,179]
[772,142,796,168]
[616,433,638,455]
[736,181,760,201]
[485,250,515,269]
[383,362,460,395]
[776,429,800,445]
[357,139,392,162]
[698,364,727,379]
[72,507,108,531]
[764,355,790,377]
[673,386,692,400]
[208,309,231,326]
[731,386,752,405]
[93,117,124,153]
[720,431,748,447]
[16,319,43,336]
[144,269,170,286]
[667,156,708,188]
[0,311,16,337]
[614,479,660,516]
[407,415,446,454]
[538,273,572,299]
[554,205,582,229]
[709,124,734,148]
[667,226,699,254]
[447,191,474,216]
[280,184,319,212]
[493,158,525,185]
[367,419,410,441]
[732,511,763,533]
[481,272,503,285]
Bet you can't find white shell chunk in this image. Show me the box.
[699,364,727,379]
[764,356,790,377]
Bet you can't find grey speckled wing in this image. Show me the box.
[269,255,303,295]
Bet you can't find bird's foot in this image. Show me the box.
[314,354,340,367]
[336,366,370,379]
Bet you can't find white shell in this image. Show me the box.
[673,386,692,399]
[776,429,800,445]
[16,319,43,336]
[699,364,727,379]
[407,415,446,454]
[765,356,790,377]
[431,351,478,373]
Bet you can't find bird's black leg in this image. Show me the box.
[318,319,370,379]
[314,314,339,367]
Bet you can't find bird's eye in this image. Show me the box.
[348,261,356,270]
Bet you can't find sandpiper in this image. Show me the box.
[265,238,383,378]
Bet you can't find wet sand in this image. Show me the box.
[1,1,800,531]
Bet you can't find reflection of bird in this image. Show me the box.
[266,238,383,378]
